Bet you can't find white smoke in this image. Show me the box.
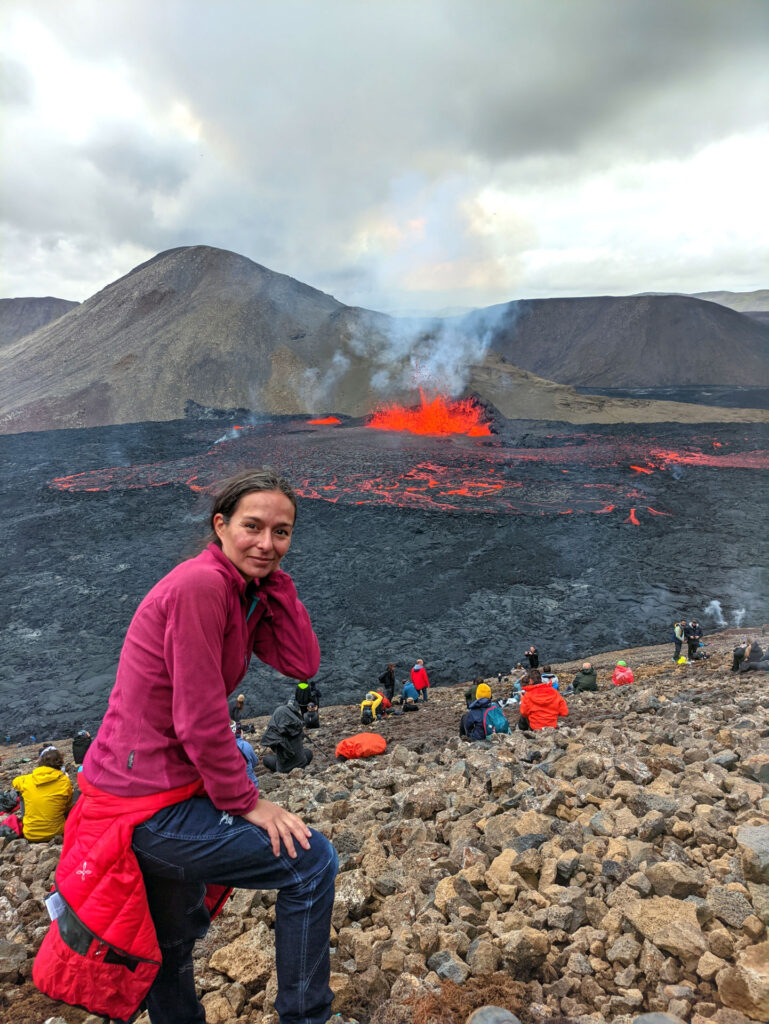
[703,599,727,627]
[733,607,747,626]
[298,351,351,411]
[348,302,514,398]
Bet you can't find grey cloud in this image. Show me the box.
[82,125,191,194]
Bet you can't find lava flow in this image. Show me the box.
[367,391,491,436]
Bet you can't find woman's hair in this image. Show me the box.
[38,746,63,770]
[525,669,542,685]
[542,664,552,673]
[199,468,298,549]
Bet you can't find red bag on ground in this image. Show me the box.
[335,733,387,760]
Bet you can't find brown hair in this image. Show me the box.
[200,468,298,549]
[38,746,63,770]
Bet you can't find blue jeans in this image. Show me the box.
[418,687,428,702]
[131,796,338,1024]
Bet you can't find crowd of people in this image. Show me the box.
[3,460,764,1024]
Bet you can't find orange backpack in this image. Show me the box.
[335,733,387,760]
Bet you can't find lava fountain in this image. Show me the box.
[367,390,491,436]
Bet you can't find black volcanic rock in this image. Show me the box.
[0,296,79,347]
[479,294,769,387]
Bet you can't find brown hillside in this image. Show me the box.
[0,296,79,348]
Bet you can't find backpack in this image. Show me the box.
[483,705,510,736]
[360,702,375,725]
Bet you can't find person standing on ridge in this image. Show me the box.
[672,621,686,662]
[411,658,430,702]
[34,469,337,1024]
[378,663,396,702]
[523,645,539,669]
[229,692,246,736]
[687,620,703,660]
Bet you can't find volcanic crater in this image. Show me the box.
[2,395,767,740]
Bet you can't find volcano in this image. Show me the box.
[1,405,767,740]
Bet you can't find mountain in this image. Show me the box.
[478,294,769,387]
[0,296,79,348]
[1,246,768,433]
[693,289,769,313]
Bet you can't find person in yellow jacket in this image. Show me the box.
[12,746,73,841]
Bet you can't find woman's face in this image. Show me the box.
[214,490,295,581]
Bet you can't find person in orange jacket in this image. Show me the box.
[518,677,569,731]
[410,658,430,702]
[612,660,634,686]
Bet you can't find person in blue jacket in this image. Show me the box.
[401,680,419,702]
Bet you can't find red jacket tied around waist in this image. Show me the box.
[33,776,230,1020]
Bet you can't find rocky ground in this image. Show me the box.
[0,630,767,1024]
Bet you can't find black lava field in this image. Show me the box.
[1,412,767,740]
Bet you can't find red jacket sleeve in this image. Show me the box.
[253,570,321,679]
[557,694,569,717]
[164,581,259,816]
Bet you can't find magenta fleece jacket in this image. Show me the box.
[84,544,320,816]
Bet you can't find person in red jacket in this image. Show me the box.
[612,660,635,686]
[411,658,430,702]
[518,677,569,731]
[42,469,337,1024]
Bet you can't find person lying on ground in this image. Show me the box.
[261,698,314,773]
[612,661,634,686]
[12,745,73,842]
[518,677,569,731]
[44,469,335,1024]
[411,658,430,702]
[460,684,511,740]
[572,662,598,693]
[540,665,560,690]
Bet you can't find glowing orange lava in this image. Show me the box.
[367,391,491,436]
[308,416,341,425]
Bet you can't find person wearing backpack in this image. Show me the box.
[672,621,686,662]
[360,691,391,724]
[459,684,511,741]
[378,664,396,702]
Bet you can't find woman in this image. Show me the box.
[34,469,337,1024]
[13,745,72,841]
[612,660,634,686]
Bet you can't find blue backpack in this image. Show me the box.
[466,702,510,740]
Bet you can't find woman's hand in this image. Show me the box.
[244,797,312,858]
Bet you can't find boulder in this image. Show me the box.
[736,826,769,885]
[716,941,769,1020]
[208,922,274,986]
[623,895,699,941]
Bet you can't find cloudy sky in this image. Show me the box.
[1,0,768,312]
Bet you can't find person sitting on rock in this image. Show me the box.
[518,677,569,732]
[71,730,92,766]
[295,680,321,728]
[401,679,419,702]
[360,690,391,724]
[731,637,748,672]
[229,692,246,737]
[402,696,420,712]
[464,675,486,707]
[540,664,560,690]
[235,733,260,787]
[572,662,598,693]
[739,639,765,673]
[410,658,430,702]
[611,660,634,686]
[460,684,511,740]
[12,746,73,842]
[260,700,313,773]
